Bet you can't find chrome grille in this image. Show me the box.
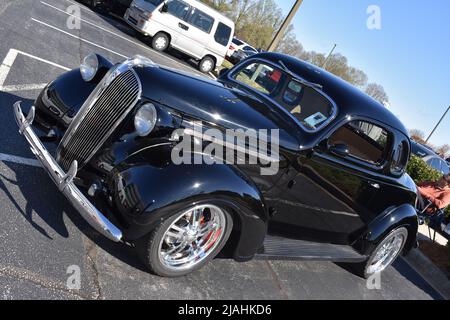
[57,67,141,171]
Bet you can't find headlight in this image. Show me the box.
[80,53,99,82]
[134,103,157,136]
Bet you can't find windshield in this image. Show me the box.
[231,61,336,132]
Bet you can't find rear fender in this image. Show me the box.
[354,204,419,256]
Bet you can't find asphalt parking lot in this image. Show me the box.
[0,0,443,300]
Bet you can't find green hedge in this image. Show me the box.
[407,155,442,184]
[407,155,450,216]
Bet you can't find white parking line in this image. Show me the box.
[41,0,208,76]
[0,153,41,168]
[31,18,129,59]
[0,48,70,93]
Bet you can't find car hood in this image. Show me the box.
[134,66,302,151]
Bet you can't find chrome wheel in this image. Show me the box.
[366,227,408,275]
[158,205,227,271]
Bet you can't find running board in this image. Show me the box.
[255,235,367,263]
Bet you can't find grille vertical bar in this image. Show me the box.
[57,68,141,171]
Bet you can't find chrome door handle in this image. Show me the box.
[368,181,380,189]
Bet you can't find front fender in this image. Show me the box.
[355,204,418,256]
[111,144,269,260]
[34,55,113,131]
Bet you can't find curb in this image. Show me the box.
[402,248,450,300]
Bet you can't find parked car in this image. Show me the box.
[411,141,449,175]
[124,0,234,73]
[226,37,257,58]
[13,52,419,278]
[76,0,132,16]
[446,157,450,166]
[228,47,258,65]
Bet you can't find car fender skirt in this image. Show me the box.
[111,146,269,259]
[356,204,418,256]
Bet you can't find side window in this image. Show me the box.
[232,62,285,95]
[188,8,214,33]
[166,0,191,20]
[214,22,232,46]
[391,140,409,174]
[329,120,389,165]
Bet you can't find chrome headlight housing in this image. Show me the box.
[80,53,99,82]
[134,103,158,136]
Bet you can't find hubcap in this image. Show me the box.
[158,205,227,271]
[366,228,407,275]
[155,37,167,50]
[201,60,213,72]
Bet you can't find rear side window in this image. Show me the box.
[166,0,191,20]
[188,8,214,33]
[329,121,389,165]
[391,140,409,174]
[215,23,232,46]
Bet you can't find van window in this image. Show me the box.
[188,8,214,33]
[166,0,191,20]
[329,121,389,165]
[215,23,232,46]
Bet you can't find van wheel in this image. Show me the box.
[199,56,215,73]
[152,33,170,52]
[135,204,233,277]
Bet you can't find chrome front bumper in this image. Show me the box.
[13,101,123,242]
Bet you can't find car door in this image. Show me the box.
[175,7,215,59]
[269,120,391,245]
[156,0,191,48]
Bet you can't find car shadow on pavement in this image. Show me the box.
[0,91,149,273]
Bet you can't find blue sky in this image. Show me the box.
[277,0,449,147]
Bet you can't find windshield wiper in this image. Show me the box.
[278,60,323,91]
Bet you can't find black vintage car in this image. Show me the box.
[13,52,418,278]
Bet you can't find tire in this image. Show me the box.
[354,227,408,279]
[135,204,233,277]
[199,56,215,73]
[151,33,170,52]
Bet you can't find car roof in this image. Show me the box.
[410,141,436,157]
[253,52,409,136]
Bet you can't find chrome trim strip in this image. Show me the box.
[13,102,123,242]
[226,57,339,134]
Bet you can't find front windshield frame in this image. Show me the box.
[227,57,338,133]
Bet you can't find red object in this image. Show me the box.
[417,181,450,209]
[269,70,282,82]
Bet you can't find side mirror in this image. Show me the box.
[219,68,230,78]
[160,3,168,13]
[329,143,350,157]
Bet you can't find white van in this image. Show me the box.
[125,0,235,73]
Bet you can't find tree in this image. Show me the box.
[409,129,426,144]
[276,24,304,57]
[436,144,450,158]
[365,83,389,104]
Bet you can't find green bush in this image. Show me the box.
[406,155,442,184]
